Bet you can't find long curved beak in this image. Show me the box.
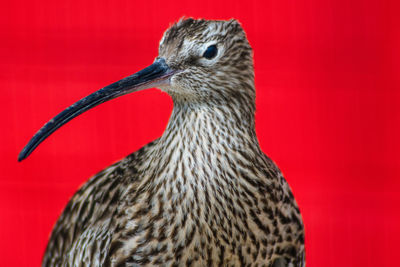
[18,58,174,161]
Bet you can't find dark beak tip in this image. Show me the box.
[18,149,27,162]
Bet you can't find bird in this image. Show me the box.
[19,18,305,267]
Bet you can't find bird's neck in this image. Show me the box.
[144,100,264,191]
[158,101,259,155]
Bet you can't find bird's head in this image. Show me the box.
[158,18,254,104]
[18,18,255,161]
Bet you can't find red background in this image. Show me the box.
[1,0,399,266]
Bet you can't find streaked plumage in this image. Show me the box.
[23,18,305,266]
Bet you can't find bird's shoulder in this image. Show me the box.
[42,139,159,266]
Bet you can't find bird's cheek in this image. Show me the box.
[165,75,196,98]
[170,72,189,89]
[163,74,184,95]
[169,74,180,89]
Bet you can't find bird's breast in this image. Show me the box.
[106,143,291,266]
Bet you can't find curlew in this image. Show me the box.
[19,18,305,267]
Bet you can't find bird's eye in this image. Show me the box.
[203,45,218,59]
